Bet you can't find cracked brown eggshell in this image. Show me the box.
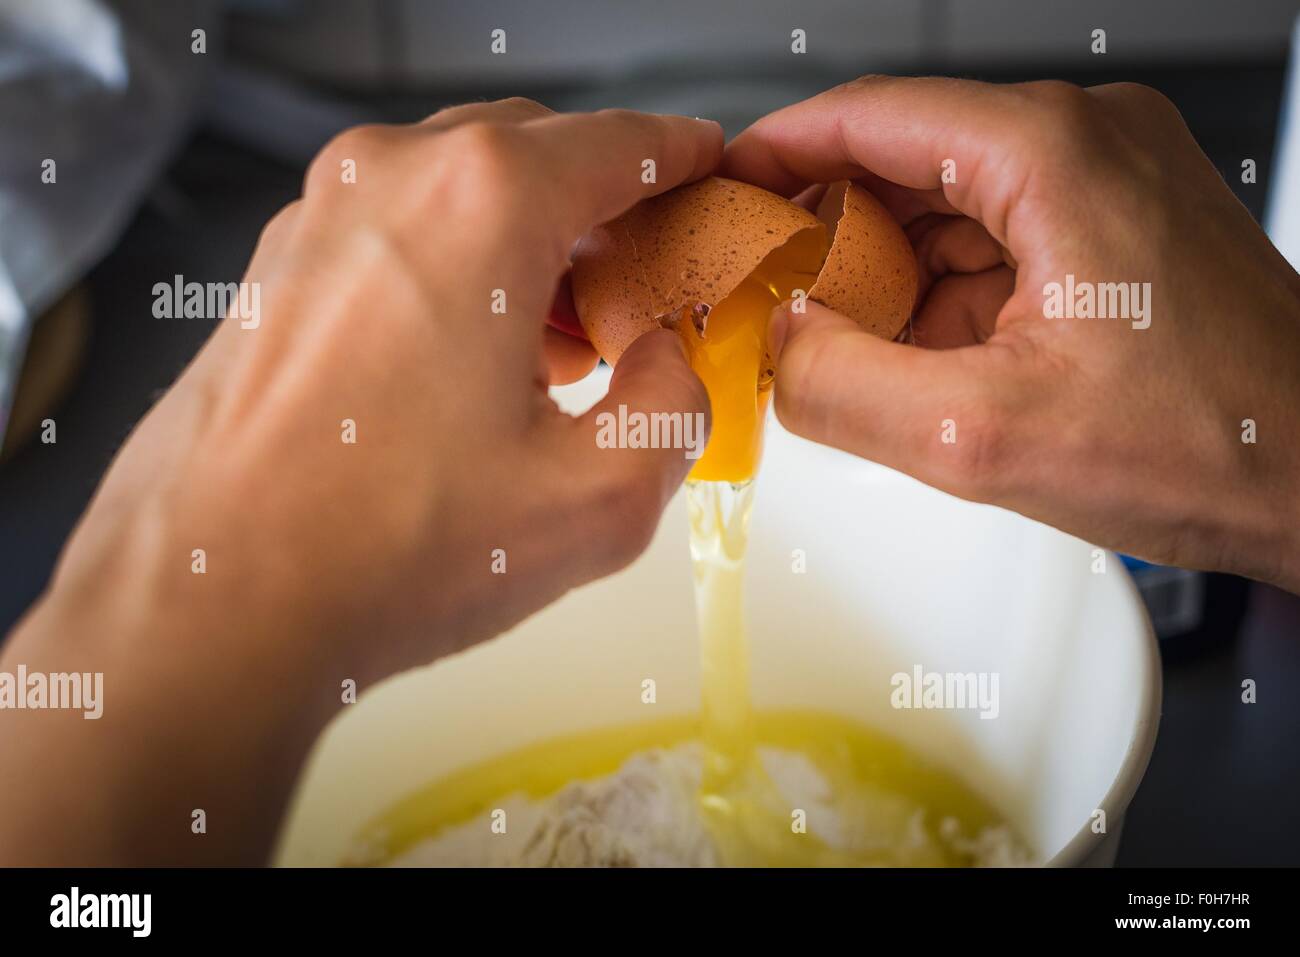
[809,181,918,341]
[570,176,822,364]
[570,176,917,365]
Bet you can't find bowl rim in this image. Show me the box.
[1044,559,1162,866]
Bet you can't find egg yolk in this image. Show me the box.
[678,229,829,483]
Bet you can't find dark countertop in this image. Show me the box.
[2,62,1297,866]
[1117,582,1300,865]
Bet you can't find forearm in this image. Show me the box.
[1211,279,1300,595]
[0,540,341,865]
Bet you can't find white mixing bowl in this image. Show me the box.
[276,368,1161,867]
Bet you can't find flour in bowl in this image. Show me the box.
[385,742,1033,867]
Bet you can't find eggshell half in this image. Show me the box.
[571,176,917,364]
[810,182,918,341]
[571,177,824,364]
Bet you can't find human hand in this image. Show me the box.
[0,100,718,863]
[722,76,1300,591]
[69,98,718,675]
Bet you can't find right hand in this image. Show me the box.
[722,76,1300,592]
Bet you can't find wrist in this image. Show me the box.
[1270,495,1300,595]
[2,520,344,863]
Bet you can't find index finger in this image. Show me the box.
[719,75,1036,248]
[520,109,724,245]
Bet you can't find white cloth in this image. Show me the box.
[0,0,213,439]
[1267,16,1300,269]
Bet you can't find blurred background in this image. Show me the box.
[1,0,1298,864]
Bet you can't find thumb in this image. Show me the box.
[565,329,711,563]
[770,299,1010,500]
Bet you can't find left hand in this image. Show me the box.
[0,99,720,864]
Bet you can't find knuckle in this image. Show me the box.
[772,358,814,437]
[590,466,662,570]
[771,328,841,443]
[1104,81,1179,117]
[424,102,471,127]
[496,95,550,117]
[1022,79,1096,135]
[838,73,889,95]
[443,122,526,187]
[254,199,302,251]
[436,122,532,221]
[616,500,661,567]
[655,350,711,424]
[429,96,549,125]
[1098,82,1192,146]
[939,390,1013,499]
[595,108,672,159]
[1024,78,1088,106]
[305,123,390,195]
[1011,81,1110,176]
[593,107,648,128]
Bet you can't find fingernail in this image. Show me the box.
[768,302,790,360]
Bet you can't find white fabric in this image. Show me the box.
[0,0,212,438]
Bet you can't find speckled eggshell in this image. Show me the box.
[809,182,918,340]
[571,176,824,364]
